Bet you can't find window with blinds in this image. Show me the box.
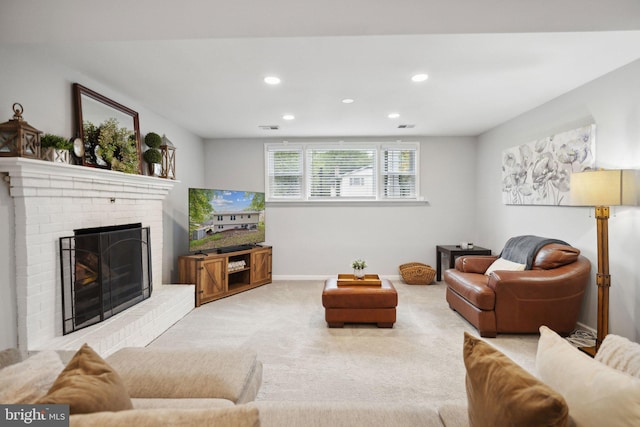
[266,147,303,199]
[382,146,417,199]
[308,147,376,199]
[265,143,420,202]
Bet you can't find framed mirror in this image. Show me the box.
[73,83,142,174]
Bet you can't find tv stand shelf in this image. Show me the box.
[178,246,272,306]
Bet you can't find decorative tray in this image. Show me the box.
[337,274,382,286]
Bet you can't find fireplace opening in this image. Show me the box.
[59,223,152,334]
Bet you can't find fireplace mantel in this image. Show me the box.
[0,157,176,199]
[0,157,191,355]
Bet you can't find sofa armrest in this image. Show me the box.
[105,348,262,404]
[487,256,591,334]
[455,256,498,274]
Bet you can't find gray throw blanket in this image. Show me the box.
[500,235,569,270]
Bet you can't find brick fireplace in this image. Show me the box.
[0,158,194,356]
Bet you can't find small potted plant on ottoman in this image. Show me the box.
[352,258,367,279]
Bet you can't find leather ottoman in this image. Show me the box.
[322,278,398,328]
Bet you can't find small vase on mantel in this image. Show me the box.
[40,134,72,164]
[41,147,70,164]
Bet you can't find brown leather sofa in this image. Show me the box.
[444,243,591,337]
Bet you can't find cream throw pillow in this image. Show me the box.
[0,350,64,404]
[536,325,640,426]
[463,332,568,427]
[484,257,526,275]
[594,333,640,379]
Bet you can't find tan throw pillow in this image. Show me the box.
[0,350,64,404]
[536,325,640,426]
[463,332,569,427]
[36,343,133,414]
[484,257,526,275]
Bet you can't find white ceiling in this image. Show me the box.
[3,1,640,139]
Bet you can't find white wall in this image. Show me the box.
[0,45,205,350]
[476,59,640,341]
[204,136,478,276]
[0,176,16,348]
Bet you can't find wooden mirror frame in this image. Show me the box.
[73,83,142,174]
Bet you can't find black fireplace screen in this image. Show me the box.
[59,223,152,335]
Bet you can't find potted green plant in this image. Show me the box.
[40,133,73,163]
[97,118,139,174]
[143,132,162,176]
[351,258,367,279]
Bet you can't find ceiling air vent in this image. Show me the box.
[259,125,280,130]
[398,124,415,129]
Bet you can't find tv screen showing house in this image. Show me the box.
[189,188,265,253]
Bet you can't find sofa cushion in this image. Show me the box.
[463,332,568,427]
[0,350,64,404]
[536,325,640,426]
[106,347,262,403]
[484,257,525,275]
[132,397,235,410]
[532,244,579,270]
[36,343,133,414]
[438,404,470,427]
[594,333,640,378]
[69,406,260,427]
[248,401,443,427]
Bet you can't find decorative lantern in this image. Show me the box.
[160,135,176,179]
[0,103,42,158]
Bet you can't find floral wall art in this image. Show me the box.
[502,124,595,205]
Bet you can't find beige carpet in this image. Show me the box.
[149,280,539,406]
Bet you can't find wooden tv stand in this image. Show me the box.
[178,246,272,306]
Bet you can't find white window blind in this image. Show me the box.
[266,147,303,200]
[382,146,417,199]
[307,147,376,199]
[265,142,420,202]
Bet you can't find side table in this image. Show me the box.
[436,245,492,281]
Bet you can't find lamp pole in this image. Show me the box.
[581,205,610,357]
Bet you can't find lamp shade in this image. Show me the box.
[570,169,639,206]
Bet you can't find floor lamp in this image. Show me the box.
[570,169,638,356]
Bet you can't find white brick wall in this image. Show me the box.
[0,158,192,355]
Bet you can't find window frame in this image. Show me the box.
[264,142,424,204]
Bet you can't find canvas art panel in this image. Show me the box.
[502,124,596,205]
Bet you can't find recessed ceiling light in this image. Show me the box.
[341,98,355,104]
[388,113,400,119]
[282,114,295,120]
[411,73,429,82]
[264,76,281,85]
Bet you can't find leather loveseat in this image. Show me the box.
[444,240,590,337]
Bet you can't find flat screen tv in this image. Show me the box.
[189,188,265,254]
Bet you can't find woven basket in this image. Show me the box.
[399,262,436,285]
